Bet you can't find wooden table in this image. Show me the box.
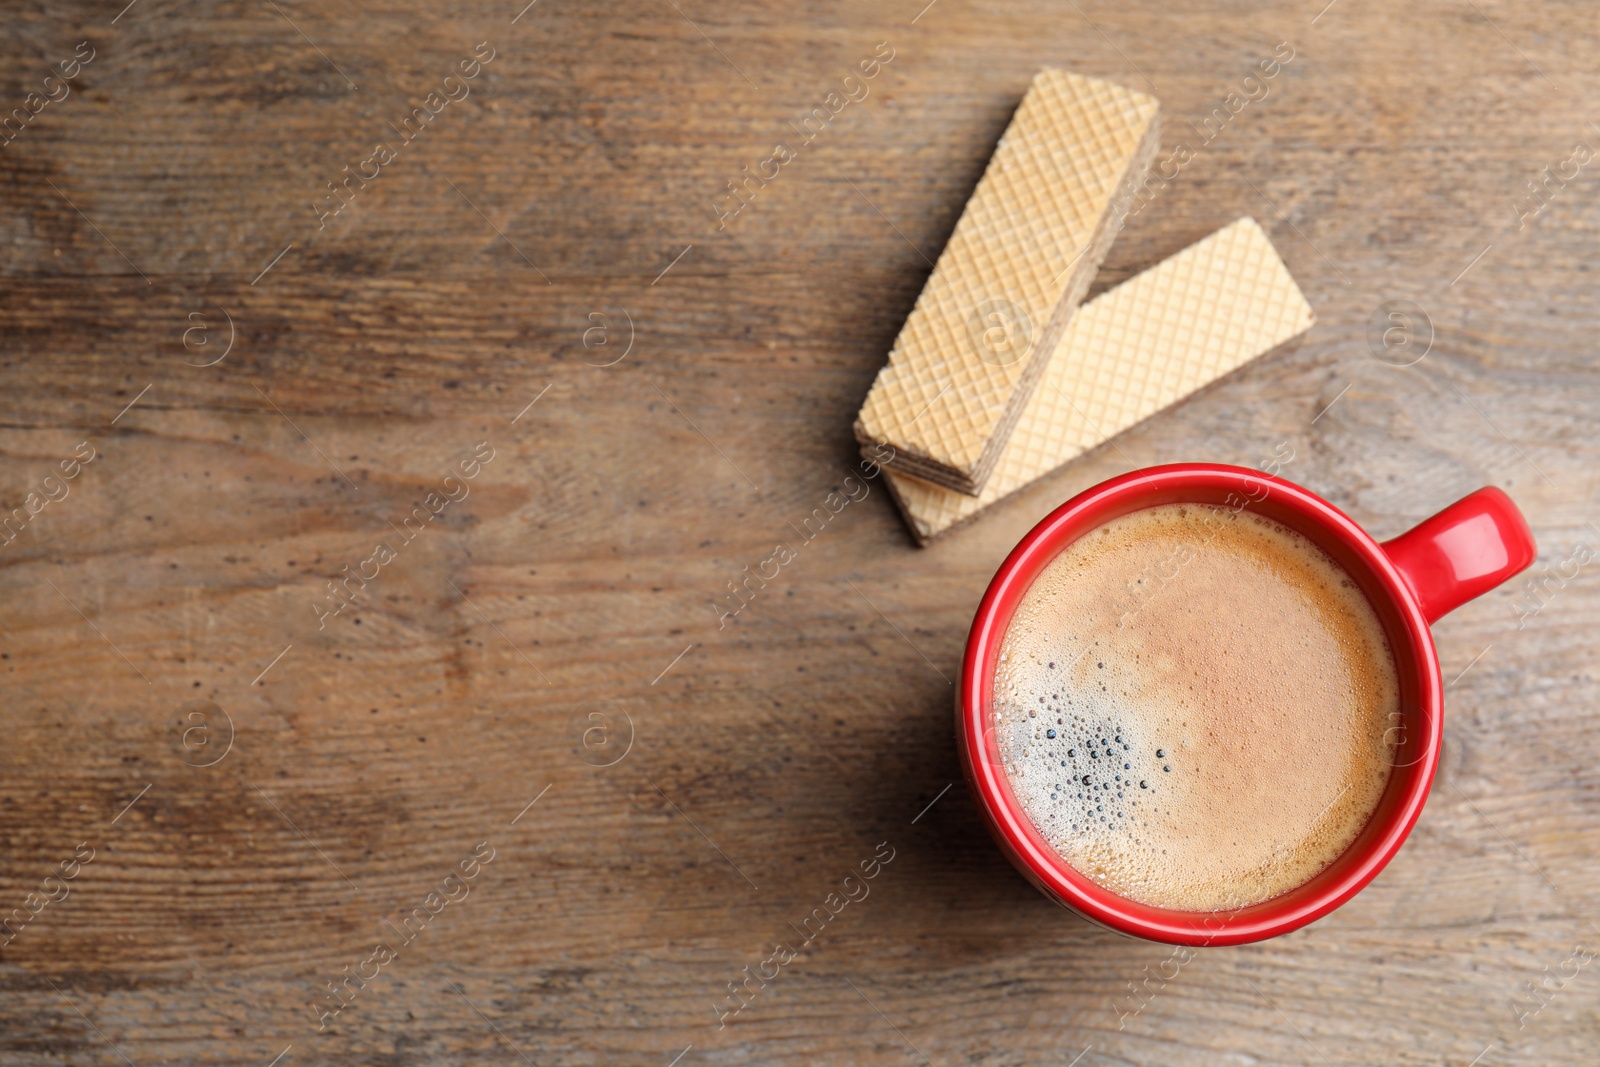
[3,0,1597,1062]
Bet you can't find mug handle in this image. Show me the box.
[1380,487,1537,624]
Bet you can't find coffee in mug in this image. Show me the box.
[994,502,1400,911]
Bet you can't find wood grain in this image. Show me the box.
[3,0,1600,1063]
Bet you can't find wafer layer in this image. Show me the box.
[855,70,1161,496]
[885,217,1315,543]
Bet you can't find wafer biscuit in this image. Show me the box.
[885,217,1315,543]
[855,70,1161,496]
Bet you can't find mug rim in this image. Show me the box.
[958,463,1443,945]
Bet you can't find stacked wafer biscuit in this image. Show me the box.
[855,70,1315,544]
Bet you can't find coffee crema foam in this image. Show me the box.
[994,503,1399,912]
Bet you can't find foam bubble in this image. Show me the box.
[996,503,1399,912]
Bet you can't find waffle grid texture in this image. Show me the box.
[885,217,1316,543]
[854,70,1161,495]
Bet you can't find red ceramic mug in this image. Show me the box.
[958,463,1536,946]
